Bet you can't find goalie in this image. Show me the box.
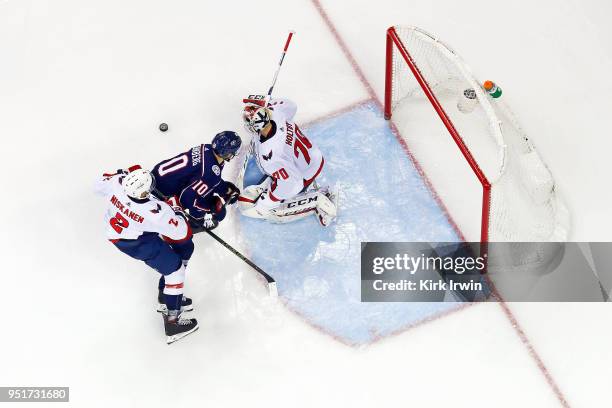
[239,96,337,226]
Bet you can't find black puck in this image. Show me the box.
[159,123,168,132]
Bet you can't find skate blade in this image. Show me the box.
[268,281,278,297]
[166,325,199,345]
[157,304,194,313]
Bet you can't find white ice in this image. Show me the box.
[1,0,611,407]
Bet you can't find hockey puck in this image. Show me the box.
[159,123,168,132]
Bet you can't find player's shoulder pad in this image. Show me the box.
[144,198,174,218]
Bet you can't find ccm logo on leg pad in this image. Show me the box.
[287,196,318,208]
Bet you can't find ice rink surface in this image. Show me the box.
[1,0,611,407]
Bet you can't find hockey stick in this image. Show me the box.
[152,189,277,297]
[201,228,277,297]
[266,30,295,105]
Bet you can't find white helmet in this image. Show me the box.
[123,169,154,199]
[242,104,271,134]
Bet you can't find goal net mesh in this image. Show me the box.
[387,26,569,243]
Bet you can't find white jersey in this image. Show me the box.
[94,173,191,242]
[251,98,324,209]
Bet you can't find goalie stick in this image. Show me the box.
[153,189,277,297]
[266,30,295,104]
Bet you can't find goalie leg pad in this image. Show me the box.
[238,183,339,226]
[316,192,337,217]
[272,188,338,225]
[314,187,338,227]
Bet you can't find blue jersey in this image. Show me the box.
[152,144,228,220]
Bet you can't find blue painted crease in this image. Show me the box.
[240,102,462,345]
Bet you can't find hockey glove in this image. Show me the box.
[203,213,217,229]
[187,212,219,232]
[104,165,143,178]
[102,168,128,178]
[222,182,241,205]
[165,196,188,221]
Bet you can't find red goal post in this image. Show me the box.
[384,26,569,244]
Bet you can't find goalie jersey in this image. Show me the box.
[252,98,324,205]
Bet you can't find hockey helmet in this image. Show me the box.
[212,131,242,161]
[123,169,154,199]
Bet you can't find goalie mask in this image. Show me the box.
[123,169,155,200]
[243,105,271,134]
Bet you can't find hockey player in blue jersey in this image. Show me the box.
[95,166,198,344]
[152,131,242,231]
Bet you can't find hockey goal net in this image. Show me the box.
[384,26,569,243]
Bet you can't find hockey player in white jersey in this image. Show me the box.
[94,165,198,344]
[239,96,337,226]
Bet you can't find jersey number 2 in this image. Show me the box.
[110,212,129,233]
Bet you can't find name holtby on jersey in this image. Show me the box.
[285,122,294,146]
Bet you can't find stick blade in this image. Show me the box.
[268,281,278,297]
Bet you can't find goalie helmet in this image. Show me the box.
[123,169,154,199]
[243,105,271,134]
[212,131,242,161]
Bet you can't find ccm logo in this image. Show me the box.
[287,196,318,208]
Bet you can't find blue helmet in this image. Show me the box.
[211,131,242,161]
